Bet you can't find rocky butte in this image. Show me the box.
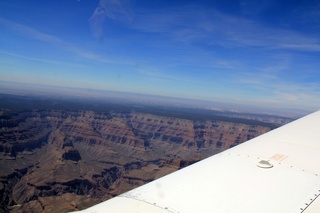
[0,94,293,213]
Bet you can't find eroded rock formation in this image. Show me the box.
[0,109,277,212]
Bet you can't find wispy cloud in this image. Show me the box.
[130,5,320,52]
[89,0,133,41]
[139,69,193,84]
[0,17,116,63]
[0,50,83,67]
[0,18,62,44]
[235,71,320,110]
[259,57,291,77]
[89,2,107,40]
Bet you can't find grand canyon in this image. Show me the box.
[0,94,293,212]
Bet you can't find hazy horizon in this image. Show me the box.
[1,0,320,113]
[0,80,311,118]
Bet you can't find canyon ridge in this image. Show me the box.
[0,94,292,213]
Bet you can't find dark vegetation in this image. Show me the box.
[0,94,280,129]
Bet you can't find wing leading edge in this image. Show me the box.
[72,110,320,213]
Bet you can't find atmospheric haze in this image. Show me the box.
[0,0,320,112]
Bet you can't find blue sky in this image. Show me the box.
[0,0,320,112]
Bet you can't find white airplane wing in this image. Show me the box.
[72,110,320,213]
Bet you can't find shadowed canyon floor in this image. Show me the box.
[0,96,293,212]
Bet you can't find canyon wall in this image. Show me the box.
[0,109,276,212]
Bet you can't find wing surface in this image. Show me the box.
[72,110,320,213]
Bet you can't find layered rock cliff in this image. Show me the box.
[0,109,277,212]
